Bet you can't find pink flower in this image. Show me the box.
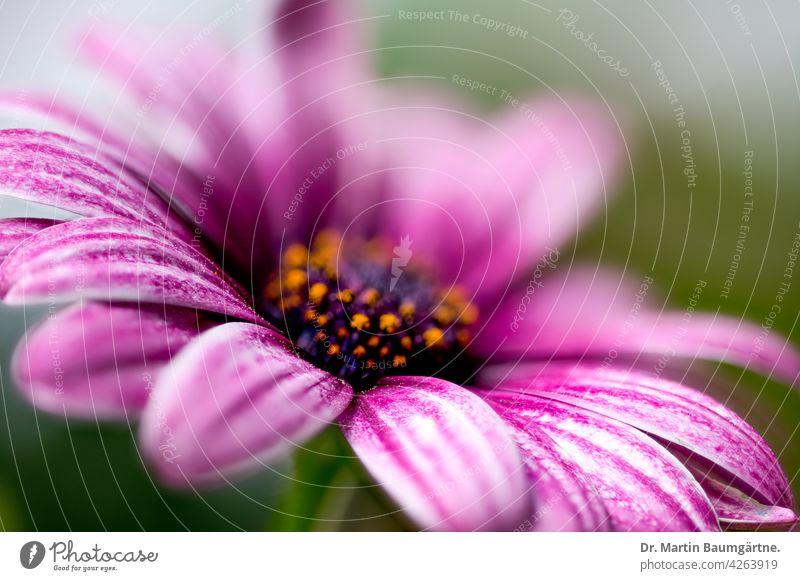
[1,1,797,531]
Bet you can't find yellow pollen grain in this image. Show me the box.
[281,295,302,310]
[360,288,379,307]
[337,327,349,339]
[399,301,416,319]
[444,285,469,306]
[400,336,413,350]
[327,344,341,356]
[393,355,407,367]
[379,313,401,333]
[460,303,479,325]
[352,345,367,359]
[313,229,341,250]
[379,345,391,358]
[367,336,381,348]
[285,269,307,291]
[315,331,327,342]
[304,308,318,322]
[283,244,308,268]
[337,289,354,303]
[309,282,328,304]
[434,305,455,325]
[423,327,445,348]
[351,313,371,330]
[316,314,329,326]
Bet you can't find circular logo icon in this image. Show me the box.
[20,541,46,569]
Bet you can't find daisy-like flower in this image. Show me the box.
[1,1,798,531]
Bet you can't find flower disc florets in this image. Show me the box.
[263,231,479,390]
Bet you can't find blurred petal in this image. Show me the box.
[0,216,260,322]
[475,266,800,386]
[76,23,289,275]
[489,363,793,509]
[370,96,623,304]
[483,391,719,531]
[0,217,58,261]
[139,322,352,487]
[340,376,532,531]
[268,0,376,243]
[12,301,203,418]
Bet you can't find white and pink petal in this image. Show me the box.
[0,216,260,322]
[139,323,352,487]
[0,217,59,261]
[0,129,192,241]
[483,391,720,531]
[501,418,611,531]
[488,363,793,510]
[340,377,533,531]
[12,301,205,419]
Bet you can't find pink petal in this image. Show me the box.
[682,467,797,530]
[339,377,532,531]
[75,24,291,275]
[475,266,800,386]
[375,96,622,302]
[267,0,377,245]
[501,418,611,531]
[490,363,793,510]
[0,129,192,241]
[0,216,260,323]
[139,322,352,487]
[12,301,204,418]
[0,217,58,261]
[482,390,720,531]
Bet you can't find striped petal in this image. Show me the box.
[491,364,793,510]
[12,301,204,418]
[139,323,352,487]
[0,129,191,240]
[0,217,58,261]
[501,419,611,531]
[340,377,532,531]
[483,391,720,531]
[0,217,260,322]
[683,468,797,530]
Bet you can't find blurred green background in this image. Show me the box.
[1,0,799,530]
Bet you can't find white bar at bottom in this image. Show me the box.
[1,532,798,580]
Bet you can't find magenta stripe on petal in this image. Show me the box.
[500,418,611,531]
[491,364,793,510]
[483,391,719,531]
[139,323,352,487]
[0,217,59,261]
[674,451,798,530]
[0,216,260,322]
[340,377,532,531]
[12,301,204,418]
[0,129,192,241]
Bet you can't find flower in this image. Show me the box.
[1,0,798,531]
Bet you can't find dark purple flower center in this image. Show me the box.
[261,231,479,390]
